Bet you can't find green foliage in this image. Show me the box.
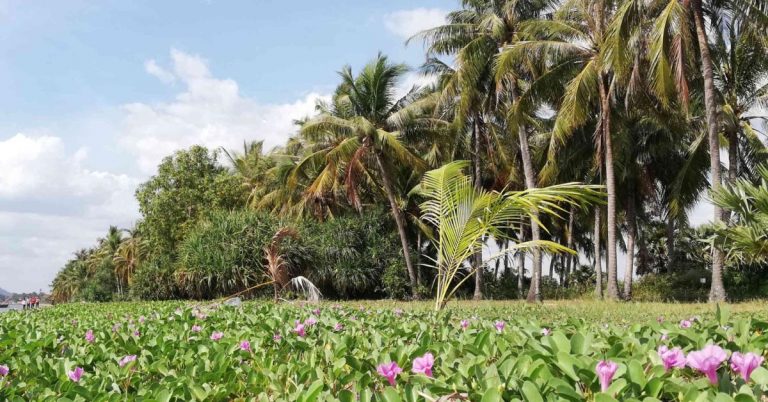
[135,146,247,256]
[3,301,768,400]
[302,208,405,299]
[176,210,308,300]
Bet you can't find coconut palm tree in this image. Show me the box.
[412,160,602,310]
[416,0,555,301]
[113,227,146,292]
[294,54,427,294]
[502,0,623,298]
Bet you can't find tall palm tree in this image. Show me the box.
[417,0,554,301]
[295,54,426,294]
[504,0,623,298]
[114,227,146,291]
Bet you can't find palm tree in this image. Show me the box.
[504,0,623,298]
[417,0,554,301]
[412,160,602,310]
[295,54,427,294]
[113,227,146,292]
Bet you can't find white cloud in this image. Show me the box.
[383,8,447,41]
[144,59,176,84]
[121,49,328,173]
[0,133,141,292]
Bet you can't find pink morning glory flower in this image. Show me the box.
[687,344,727,385]
[240,340,251,352]
[118,355,137,368]
[112,324,121,333]
[596,360,618,392]
[84,329,95,343]
[394,309,403,317]
[660,333,669,341]
[273,333,282,342]
[731,352,764,382]
[412,353,435,377]
[494,321,505,333]
[460,320,469,330]
[138,316,145,324]
[68,367,84,383]
[191,325,202,333]
[679,320,692,329]
[377,362,402,386]
[657,346,686,371]
[541,328,551,336]
[294,323,306,337]
[333,322,344,332]
[305,317,317,326]
[0,365,8,376]
[210,331,224,341]
[312,308,321,316]
[133,330,141,337]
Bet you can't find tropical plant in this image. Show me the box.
[294,54,427,294]
[412,160,601,310]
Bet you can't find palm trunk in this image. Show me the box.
[724,128,738,222]
[517,224,525,299]
[599,75,620,300]
[594,207,603,299]
[472,119,484,300]
[374,151,418,295]
[666,215,675,273]
[692,0,726,302]
[565,206,575,287]
[416,231,423,288]
[519,125,542,303]
[623,197,636,300]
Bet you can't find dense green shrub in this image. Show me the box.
[302,208,406,299]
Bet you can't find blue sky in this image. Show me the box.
[0,0,452,292]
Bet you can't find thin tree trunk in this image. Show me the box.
[374,151,418,295]
[472,119,484,300]
[594,207,603,299]
[666,215,675,273]
[599,74,620,300]
[549,257,555,279]
[416,231,423,289]
[519,126,542,303]
[724,128,738,222]
[692,0,726,302]
[565,206,575,287]
[517,224,525,299]
[623,197,636,300]
[503,239,510,276]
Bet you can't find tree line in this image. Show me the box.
[52,0,768,303]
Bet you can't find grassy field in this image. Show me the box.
[1,300,768,401]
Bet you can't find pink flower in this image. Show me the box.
[294,323,306,337]
[596,360,618,392]
[460,320,469,330]
[394,309,403,317]
[68,367,84,382]
[138,316,145,324]
[657,346,686,371]
[312,308,321,316]
[412,353,434,377]
[687,344,727,385]
[305,317,317,326]
[541,328,551,336]
[494,321,505,333]
[679,320,692,329]
[333,322,344,332]
[210,331,224,341]
[377,362,402,386]
[731,352,764,382]
[84,329,95,343]
[133,330,141,337]
[0,365,8,376]
[191,325,202,333]
[273,333,282,342]
[118,355,137,368]
[112,324,120,333]
[240,340,251,352]
[660,333,669,341]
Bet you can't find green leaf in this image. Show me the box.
[521,381,543,402]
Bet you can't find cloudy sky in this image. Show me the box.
[0,0,448,292]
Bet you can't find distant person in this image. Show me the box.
[21,298,26,310]
[31,296,37,309]
[36,297,40,308]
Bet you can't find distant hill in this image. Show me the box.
[0,287,10,298]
